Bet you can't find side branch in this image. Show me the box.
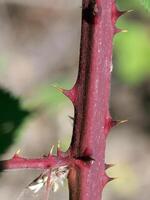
[0,155,69,171]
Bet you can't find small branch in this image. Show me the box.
[0,154,69,171]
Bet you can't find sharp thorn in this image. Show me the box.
[68,115,74,126]
[103,175,118,186]
[122,29,128,33]
[108,176,118,182]
[57,140,61,149]
[16,149,21,155]
[13,149,21,158]
[112,119,128,127]
[117,11,126,17]
[52,84,77,104]
[57,140,63,156]
[117,9,134,17]
[49,145,55,155]
[51,84,64,93]
[63,88,77,103]
[127,9,134,14]
[114,28,122,34]
[118,119,128,124]
[105,163,115,170]
[114,28,128,35]
[68,115,74,121]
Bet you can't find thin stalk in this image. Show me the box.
[0,154,68,170]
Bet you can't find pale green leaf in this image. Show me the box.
[140,0,150,11]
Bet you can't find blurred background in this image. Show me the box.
[0,0,149,199]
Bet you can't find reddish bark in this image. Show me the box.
[67,1,123,199]
[0,0,125,200]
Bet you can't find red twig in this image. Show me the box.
[0,1,127,200]
[66,0,124,199]
[0,154,69,170]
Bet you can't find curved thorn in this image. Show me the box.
[113,8,133,18]
[63,88,77,104]
[108,176,118,183]
[127,9,134,14]
[102,174,117,186]
[51,84,77,104]
[51,84,74,103]
[116,10,126,18]
[105,163,115,170]
[68,115,74,121]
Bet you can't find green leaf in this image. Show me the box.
[114,20,150,85]
[0,88,30,155]
[140,0,150,11]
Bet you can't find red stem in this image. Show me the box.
[0,1,124,200]
[67,0,121,199]
[0,155,68,170]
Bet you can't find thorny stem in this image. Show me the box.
[0,154,69,170]
[67,0,124,200]
[0,0,126,200]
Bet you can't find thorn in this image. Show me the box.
[49,145,55,155]
[111,119,128,127]
[121,29,128,33]
[127,9,134,14]
[105,117,128,132]
[112,5,126,22]
[16,149,21,155]
[57,140,61,149]
[52,84,77,104]
[68,115,74,126]
[112,9,133,23]
[116,9,134,17]
[116,10,126,17]
[13,149,21,158]
[114,28,122,34]
[117,119,128,125]
[57,140,62,156]
[102,174,117,186]
[51,84,64,93]
[68,115,74,121]
[108,176,118,183]
[105,163,115,170]
[63,87,77,104]
[114,28,128,35]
